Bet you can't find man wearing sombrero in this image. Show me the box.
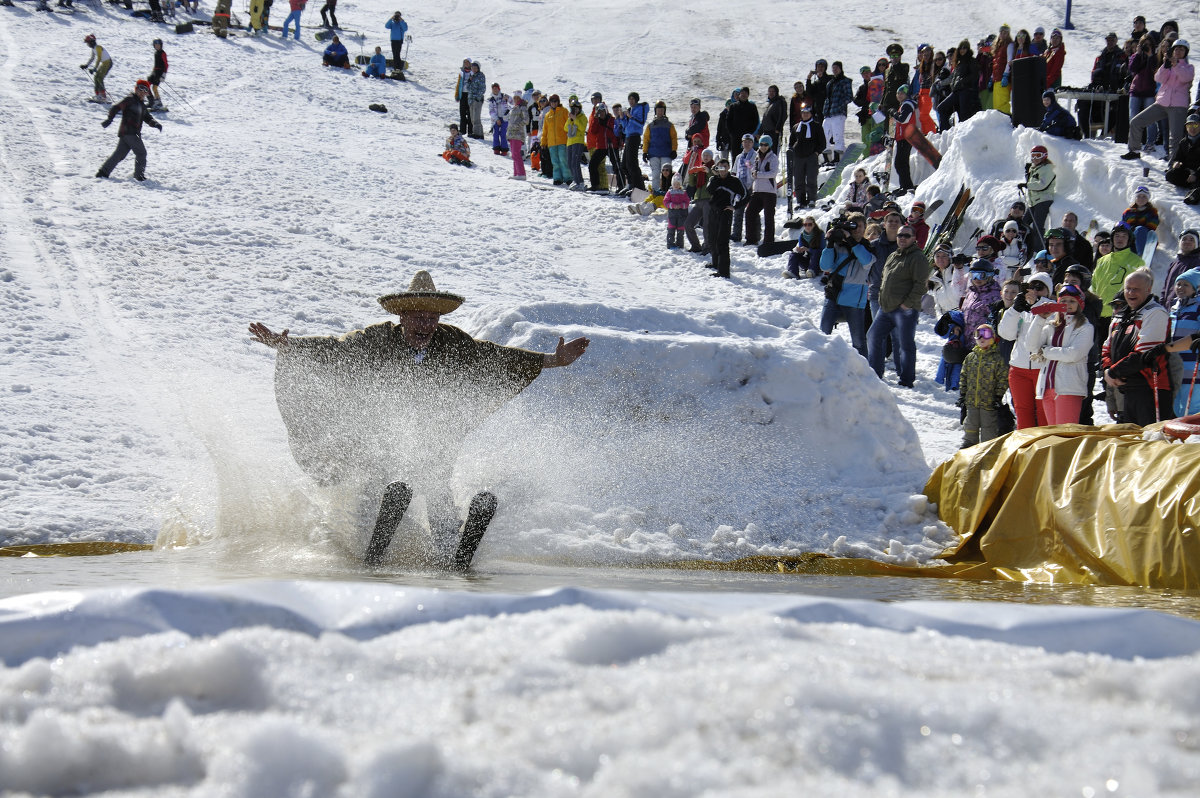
[249,270,589,570]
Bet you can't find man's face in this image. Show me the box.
[742,138,754,151]
[690,102,700,114]
[1009,206,1025,219]
[1188,121,1200,138]
[767,86,778,99]
[1002,283,1019,305]
[884,213,903,233]
[1123,276,1151,308]
[1062,213,1078,230]
[738,89,749,102]
[1113,231,1130,249]
[397,310,442,349]
[655,106,665,117]
[1182,235,1198,254]
[1047,238,1065,256]
[896,227,916,249]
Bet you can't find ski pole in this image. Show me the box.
[159,78,196,113]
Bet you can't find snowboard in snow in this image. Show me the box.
[757,240,797,258]
[816,142,866,199]
[1140,230,1158,267]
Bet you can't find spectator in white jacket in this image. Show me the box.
[745,135,780,245]
[998,271,1054,428]
[1031,284,1095,425]
[927,244,963,316]
[487,84,512,155]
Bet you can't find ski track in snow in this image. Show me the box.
[2,0,1198,568]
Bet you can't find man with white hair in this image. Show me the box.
[1102,269,1174,424]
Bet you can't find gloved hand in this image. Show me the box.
[1016,182,1027,190]
[669,151,676,159]
[101,119,110,128]
[153,122,162,130]
[1191,335,1200,353]
[1013,294,1030,312]
[80,64,88,70]
[1001,74,1009,88]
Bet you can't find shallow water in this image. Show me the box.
[7,546,1200,621]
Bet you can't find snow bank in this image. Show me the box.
[3,583,1200,796]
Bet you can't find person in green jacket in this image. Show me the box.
[1019,144,1056,249]
[959,323,1009,446]
[868,224,932,387]
[1093,224,1146,317]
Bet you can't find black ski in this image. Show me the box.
[363,481,412,565]
[757,240,797,258]
[452,491,497,572]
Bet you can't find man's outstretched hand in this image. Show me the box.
[544,336,590,368]
[249,322,290,349]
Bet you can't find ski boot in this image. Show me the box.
[363,481,413,566]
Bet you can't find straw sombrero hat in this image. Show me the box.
[378,271,465,315]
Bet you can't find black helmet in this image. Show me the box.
[1064,264,1093,290]
[153,38,163,46]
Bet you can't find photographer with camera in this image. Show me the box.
[818,214,875,359]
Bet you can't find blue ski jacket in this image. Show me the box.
[622,102,648,138]
[386,17,407,41]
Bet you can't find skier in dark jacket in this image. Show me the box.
[789,104,826,207]
[756,85,787,153]
[806,59,832,122]
[881,44,909,114]
[95,81,162,182]
[726,88,760,154]
[147,39,168,111]
[707,158,748,278]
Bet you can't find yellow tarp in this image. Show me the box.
[924,423,1200,589]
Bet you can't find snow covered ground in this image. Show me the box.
[3,0,1200,794]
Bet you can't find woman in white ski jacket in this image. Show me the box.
[998,271,1054,428]
[1032,283,1095,425]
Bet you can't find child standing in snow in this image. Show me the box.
[935,310,967,391]
[959,324,1009,447]
[487,84,511,155]
[663,175,690,249]
[1169,269,1200,416]
[147,39,167,111]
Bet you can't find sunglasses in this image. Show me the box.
[897,233,915,239]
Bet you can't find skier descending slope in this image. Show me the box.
[95,80,162,181]
[248,271,590,570]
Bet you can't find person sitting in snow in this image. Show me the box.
[1167,114,1200,204]
[322,35,350,68]
[362,47,388,79]
[958,323,1008,446]
[1037,90,1081,139]
[442,124,472,166]
[247,270,590,570]
[784,216,824,279]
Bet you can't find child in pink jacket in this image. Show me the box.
[663,175,690,249]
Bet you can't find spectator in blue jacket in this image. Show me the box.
[819,214,875,358]
[642,100,678,193]
[322,35,350,68]
[362,46,387,79]
[1039,90,1081,139]
[622,93,649,191]
[385,12,407,74]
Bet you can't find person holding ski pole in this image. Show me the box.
[147,39,167,111]
[81,34,112,103]
[247,270,590,570]
[95,80,162,182]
